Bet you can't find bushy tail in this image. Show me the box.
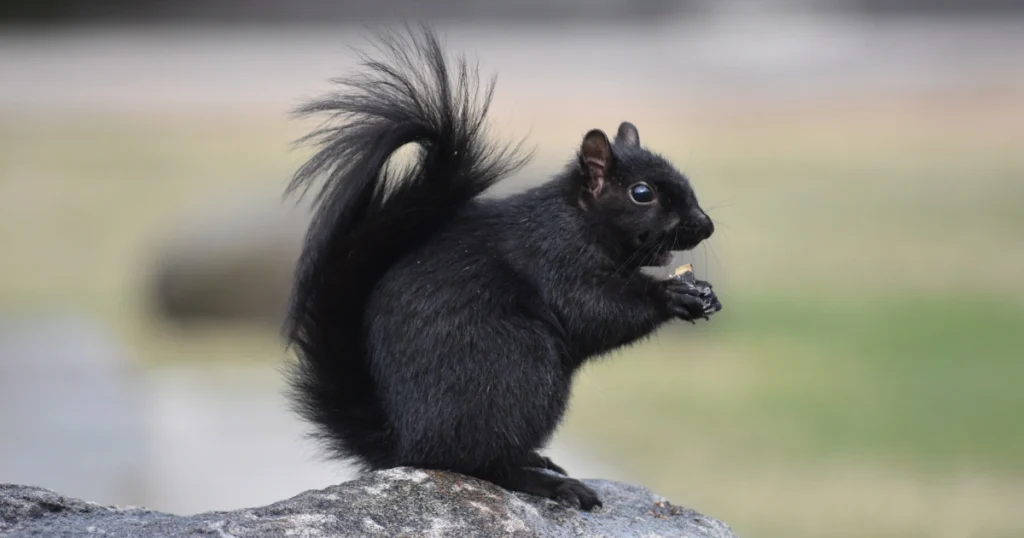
[282,25,530,469]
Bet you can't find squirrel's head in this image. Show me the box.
[575,122,713,266]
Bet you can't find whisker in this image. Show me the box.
[702,242,709,278]
[705,240,723,273]
[712,220,734,232]
[622,241,659,287]
[613,243,649,276]
[703,202,738,213]
[706,212,733,234]
[621,238,663,290]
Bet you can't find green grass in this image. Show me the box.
[684,294,1020,471]
[568,293,1024,465]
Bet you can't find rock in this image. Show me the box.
[0,468,738,538]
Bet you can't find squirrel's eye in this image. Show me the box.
[629,183,656,205]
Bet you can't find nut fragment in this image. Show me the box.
[671,263,695,284]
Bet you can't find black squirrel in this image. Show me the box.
[283,26,721,511]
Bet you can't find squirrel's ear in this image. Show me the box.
[580,129,612,196]
[615,121,640,147]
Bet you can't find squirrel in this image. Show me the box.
[282,25,721,511]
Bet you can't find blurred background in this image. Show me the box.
[1,1,1022,537]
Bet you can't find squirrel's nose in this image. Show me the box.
[688,210,713,240]
[700,213,714,240]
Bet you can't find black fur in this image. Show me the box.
[284,24,720,511]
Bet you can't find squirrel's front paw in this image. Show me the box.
[695,279,723,318]
[664,278,721,323]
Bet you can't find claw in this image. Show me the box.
[663,272,722,323]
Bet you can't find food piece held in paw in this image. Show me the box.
[667,262,722,319]
[670,263,695,284]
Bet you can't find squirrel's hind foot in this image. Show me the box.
[479,465,602,511]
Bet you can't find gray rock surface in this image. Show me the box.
[0,467,738,538]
